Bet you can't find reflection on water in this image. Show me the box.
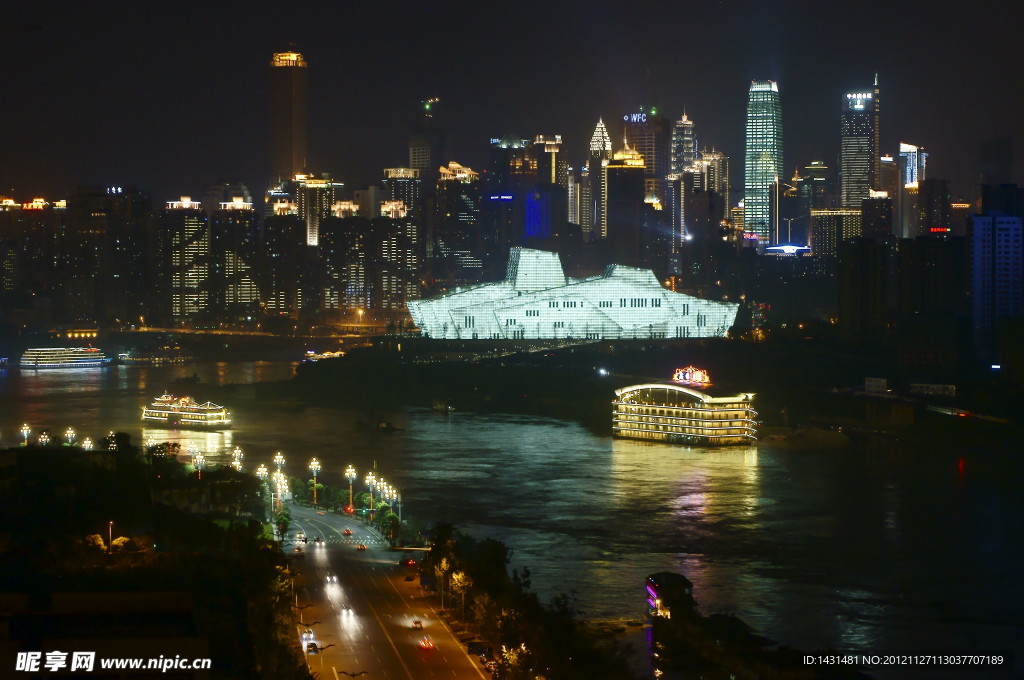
[140,427,235,461]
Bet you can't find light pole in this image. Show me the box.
[344,465,356,512]
[20,424,30,446]
[64,427,75,446]
[108,521,113,555]
[38,432,51,446]
[308,458,321,507]
[82,437,93,451]
[274,452,285,471]
[194,452,205,480]
[256,464,268,481]
[232,447,244,472]
[365,471,376,522]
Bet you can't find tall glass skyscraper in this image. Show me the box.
[670,113,697,175]
[840,88,878,208]
[744,80,782,243]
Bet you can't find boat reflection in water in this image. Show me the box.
[140,427,234,461]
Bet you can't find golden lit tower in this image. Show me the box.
[269,50,308,187]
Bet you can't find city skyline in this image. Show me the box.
[2,1,1020,201]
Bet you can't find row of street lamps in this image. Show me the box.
[16,423,95,450]
[15,428,400,522]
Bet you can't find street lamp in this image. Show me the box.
[232,447,244,472]
[65,427,75,445]
[38,432,51,446]
[20,423,30,446]
[256,464,268,481]
[308,458,321,507]
[365,472,376,522]
[194,452,205,480]
[108,521,113,555]
[344,465,356,512]
[274,452,285,471]
[82,437,93,451]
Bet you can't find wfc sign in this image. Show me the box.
[623,113,647,123]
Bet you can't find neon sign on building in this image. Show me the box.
[672,366,711,385]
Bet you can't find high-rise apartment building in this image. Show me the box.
[918,178,952,234]
[689,150,730,198]
[590,119,612,240]
[810,208,862,257]
[269,51,308,186]
[744,80,783,243]
[840,87,878,208]
[971,214,1023,356]
[670,114,697,175]
[210,195,259,317]
[296,173,342,246]
[383,168,422,222]
[158,197,209,322]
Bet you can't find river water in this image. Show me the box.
[1,362,1020,677]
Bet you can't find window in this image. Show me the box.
[549,301,559,308]
[652,298,661,307]
[505,318,516,326]
[620,298,627,307]
[464,315,475,328]
[554,321,565,328]
[526,309,539,317]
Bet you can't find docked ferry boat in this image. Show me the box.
[141,394,232,429]
[20,347,112,369]
[612,369,757,446]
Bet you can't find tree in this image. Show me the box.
[471,591,496,637]
[83,533,106,553]
[111,536,134,552]
[450,570,473,619]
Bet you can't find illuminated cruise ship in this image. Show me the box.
[612,369,757,446]
[20,347,112,369]
[142,394,232,429]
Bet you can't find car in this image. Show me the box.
[400,558,417,567]
[404,574,415,581]
[301,629,314,641]
[306,642,319,655]
[411,620,423,629]
[343,528,353,536]
[296,531,306,542]
[325,573,337,583]
[357,544,366,550]
[417,636,435,650]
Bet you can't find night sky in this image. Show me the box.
[3,0,1022,202]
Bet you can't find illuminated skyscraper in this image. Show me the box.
[840,87,878,208]
[296,173,342,246]
[269,50,308,186]
[744,80,783,243]
[382,168,422,222]
[899,142,928,185]
[670,114,697,175]
[590,119,612,240]
[622,107,670,204]
[158,197,209,321]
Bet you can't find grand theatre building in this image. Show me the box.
[407,248,739,341]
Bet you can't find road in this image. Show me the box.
[287,504,489,680]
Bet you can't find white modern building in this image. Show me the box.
[407,248,739,340]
